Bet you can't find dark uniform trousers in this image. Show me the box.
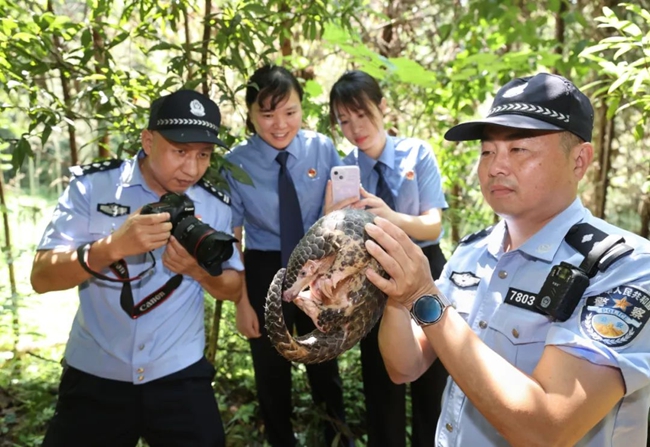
[245,249,352,447]
[361,243,449,447]
[42,357,225,447]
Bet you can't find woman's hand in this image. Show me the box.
[358,186,396,220]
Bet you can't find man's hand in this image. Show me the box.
[364,216,439,309]
[236,298,261,338]
[162,236,206,281]
[110,208,173,259]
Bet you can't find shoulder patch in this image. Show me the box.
[197,178,231,206]
[69,159,123,177]
[459,226,494,245]
[450,271,481,288]
[580,285,650,349]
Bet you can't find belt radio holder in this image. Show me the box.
[534,223,633,321]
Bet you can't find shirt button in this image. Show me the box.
[138,344,145,351]
[445,423,453,432]
[137,368,144,373]
[512,328,520,338]
[138,375,144,382]
[478,320,487,329]
[498,270,508,279]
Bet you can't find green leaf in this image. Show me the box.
[81,74,107,81]
[41,125,52,146]
[12,32,37,42]
[223,160,254,187]
[12,138,33,170]
[634,122,645,140]
[303,80,323,98]
[148,42,183,52]
[606,96,620,119]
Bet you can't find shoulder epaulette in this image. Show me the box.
[459,225,494,245]
[198,178,231,206]
[69,159,123,177]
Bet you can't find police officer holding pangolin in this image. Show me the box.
[31,89,243,447]
[365,73,650,446]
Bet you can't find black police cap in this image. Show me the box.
[147,89,228,148]
[445,73,594,143]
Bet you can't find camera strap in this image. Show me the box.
[77,243,183,319]
[564,223,634,277]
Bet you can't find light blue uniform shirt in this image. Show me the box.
[37,152,243,384]
[435,198,650,446]
[342,135,448,247]
[224,130,341,250]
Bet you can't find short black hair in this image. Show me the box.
[329,70,384,128]
[245,65,303,133]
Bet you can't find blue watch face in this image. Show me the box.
[413,295,443,324]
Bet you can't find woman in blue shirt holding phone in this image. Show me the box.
[327,70,449,447]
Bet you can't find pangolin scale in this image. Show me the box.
[264,209,388,364]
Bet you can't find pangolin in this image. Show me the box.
[264,209,388,364]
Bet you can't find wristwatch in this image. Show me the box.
[410,293,453,326]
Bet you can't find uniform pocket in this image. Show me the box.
[88,213,125,236]
[488,307,551,374]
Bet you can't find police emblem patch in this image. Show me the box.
[97,203,130,217]
[580,285,650,348]
[450,271,481,288]
[189,99,205,117]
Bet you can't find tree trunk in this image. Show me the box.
[450,182,461,244]
[553,0,567,74]
[47,0,78,167]
[205,300,223,365]
[0,169,19,356]
[640,193,650,239]
[592,103,615,219]
[183,2,193,81]
[200,0,212,95]
[92,25,110,159]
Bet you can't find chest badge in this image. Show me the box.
[580,285,650,348]
[450,271,481,288]
[307,168,317,178]
[97,203,130,217]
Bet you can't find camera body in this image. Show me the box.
[534,262,590,321]
[141,192,237,276]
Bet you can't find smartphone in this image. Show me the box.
[331,165,361,204]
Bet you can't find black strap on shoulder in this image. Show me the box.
[459,225,494,245]
[69,159,123,177]
[197,178,231,206]
[564,223,634,277]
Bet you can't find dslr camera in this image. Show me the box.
[141,192,237,276]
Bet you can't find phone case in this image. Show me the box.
[331,165,361,204]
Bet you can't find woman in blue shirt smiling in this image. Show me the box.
[328,70,449,447]
[223,64,351,447]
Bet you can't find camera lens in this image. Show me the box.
[173,216,236,276]
[333,171,338,176]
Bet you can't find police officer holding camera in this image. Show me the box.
[31,89,243,447]
[366,73,650,446]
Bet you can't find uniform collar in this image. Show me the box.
[252,132,303,167]
[356,133,395,173]
[119,150,149,190]
[487,198,587,261]
[376,134,395,170]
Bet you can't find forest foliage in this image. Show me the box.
[0,0,649,445]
